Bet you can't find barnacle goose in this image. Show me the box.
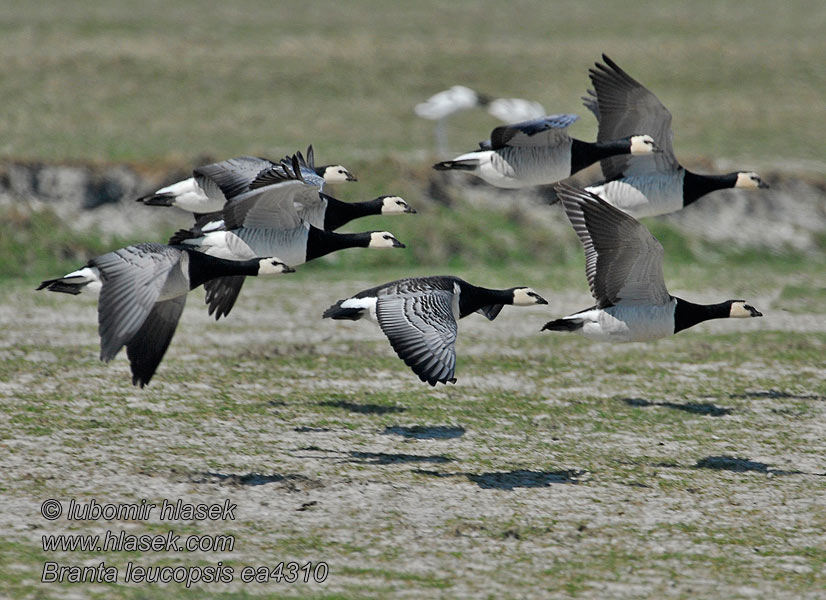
[541,185,762,342]
[37,243,293,387]
[135,146,356,214]
[181,151,415,234]
[433,113,658,188]
[324,276,547,385]
[582,54,769,218]
[171,157,405,319]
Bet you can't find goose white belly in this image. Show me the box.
[586,172,684,218]
[185,227,305,266]
[575,301,676,342]
[489,145,572,188]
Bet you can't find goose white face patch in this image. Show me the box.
[322,165,356,183]
[381,196,414,215]
[512,287,547,306]
[629,135,658,155]
[258,259,294,275]
[368,231,404,249]
[735,172,767,189]
[729,301,762,318]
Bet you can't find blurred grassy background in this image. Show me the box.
[1,0,824,283]
[1,0,824,166]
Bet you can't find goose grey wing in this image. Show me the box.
[125,294,187,387]
[194,156,274,202]
[376,286,458,386]
[489,114,579,149]
[585,54,678,178]
[93,243,181,362]
[203,275,246,320]
[221,180,307,230]
[555,184,669,307]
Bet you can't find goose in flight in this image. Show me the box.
[433,113,658,188]
[324,276,547,385]
[135,146,357,214]
[172,157,405,319]
[38,243,293,386]
[582,54,768,218]
[542,184,762,342]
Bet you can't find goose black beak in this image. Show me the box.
[283,265,296,273]
[405,206,418,214]
[392,239,406,248]
[758,180,770,189]
[346,174,358,182]
[750,307,763,317]
[528,292,548,304]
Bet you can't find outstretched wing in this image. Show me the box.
[489,114,579,149]
[93,243,181,362]
[125,295,187,387]
[555,183,669,308]
[583,54,678,178]
[203,275,246,320]
[376,284,458,386]
[193,155,274,202]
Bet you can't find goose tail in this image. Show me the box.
[323,300,365,321]
[433,159,479,171]
[136,193,175,207]
[541,317,583,332]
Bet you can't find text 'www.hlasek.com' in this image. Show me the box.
[39,498,329,588]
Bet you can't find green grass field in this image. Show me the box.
[1,0,825,167]
[1,2,826,599]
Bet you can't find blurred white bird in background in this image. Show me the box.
[415,86,545,157]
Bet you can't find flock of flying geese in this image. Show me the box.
[38,55,768,387]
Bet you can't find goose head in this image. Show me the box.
[735,172,769,189]
[380,196,417,215]
[319,164,357,183]
[511,287,548,306]
[629,135,659,155]
[368,231,406,249]
[727,300,763,318]
[257,258,295,275]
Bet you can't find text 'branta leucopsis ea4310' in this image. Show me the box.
[134,145,357,215]
[581,54,769,218]
[432,113,658,189]
[169,154,406,320]
[542,184,762,342]
[324,276,548,386]
[37,243,293,387]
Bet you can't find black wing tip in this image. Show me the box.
[421,373,457,386]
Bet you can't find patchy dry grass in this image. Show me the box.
[1,261,825,599]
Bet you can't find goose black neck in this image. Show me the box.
[322,194,382,231]
[306,227,371,261]
[682,170,738,207]
[457,284,514,318]
[184,249,262,289]
[673,297,732,334]
[570,138,631,176]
